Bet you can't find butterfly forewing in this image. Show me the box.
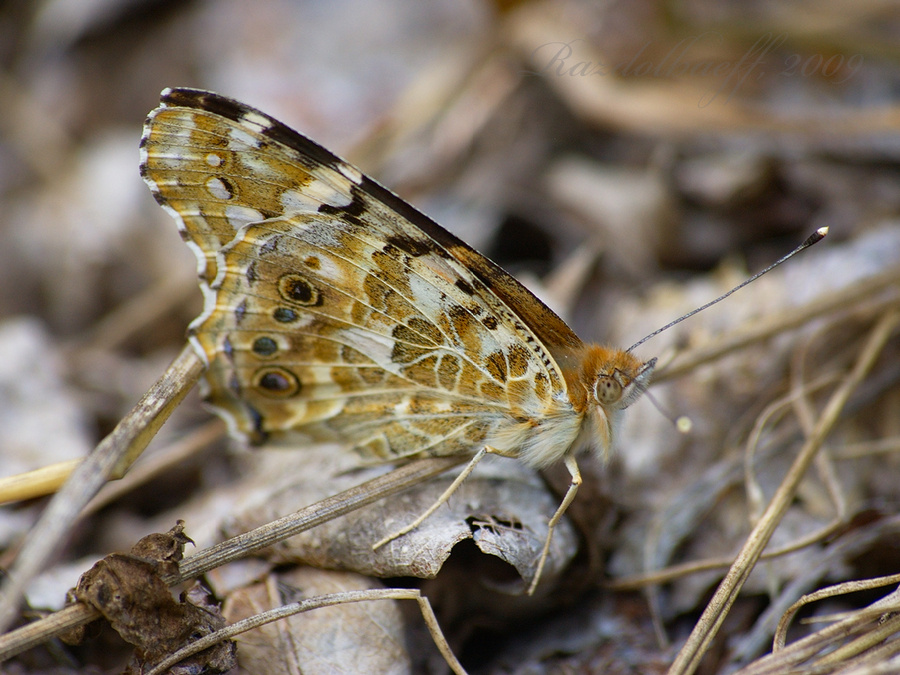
[140,88,583,461]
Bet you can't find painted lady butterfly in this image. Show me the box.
[141,88,655,593]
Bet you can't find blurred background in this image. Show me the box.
[2,1,900,673]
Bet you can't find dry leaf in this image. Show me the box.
[223,445,578,594]
[69,522,236,674]
[223,567,414,675]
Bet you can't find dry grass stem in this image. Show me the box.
[736,589,900,674]
[0,459,81,505]
[609,518,847,592]
[774,573,900,650]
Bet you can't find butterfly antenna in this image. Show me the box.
[626,227,828,353]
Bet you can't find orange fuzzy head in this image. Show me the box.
[564,345,655,460]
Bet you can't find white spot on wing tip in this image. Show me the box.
[306,177,353,209]
[337,162,363,185]
[240,111,273,133]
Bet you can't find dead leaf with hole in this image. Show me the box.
[223,445,579,595]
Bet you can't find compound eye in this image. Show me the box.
[594,376,622,405]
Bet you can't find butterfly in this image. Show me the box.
[140,88,655,594]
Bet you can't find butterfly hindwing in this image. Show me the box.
[200,213,539,458]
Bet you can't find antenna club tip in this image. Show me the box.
[676,416,693,434]
[803,227,828,247]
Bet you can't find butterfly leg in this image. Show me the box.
[372,446,492,550]
[527,451,581,596]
